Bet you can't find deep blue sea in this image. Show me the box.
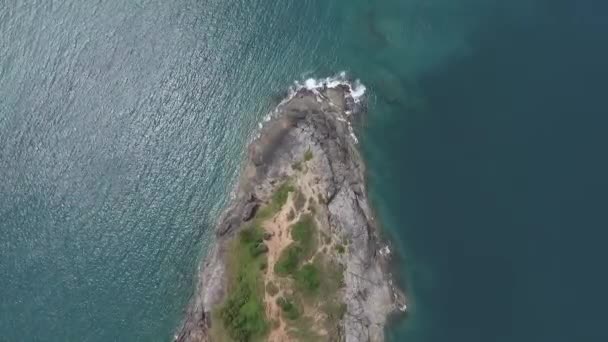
[1,1,607,341]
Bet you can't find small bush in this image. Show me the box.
[304,149,313,162]
[249,243,269,257]
[296,264,321,293]
[292,162,302,171]
[277,297,300,320]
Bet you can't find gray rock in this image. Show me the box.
[242,202,259,222]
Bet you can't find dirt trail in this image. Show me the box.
[263,194,295,342]
[263,165,323,342]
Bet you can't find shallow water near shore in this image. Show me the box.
[2,0,608,341]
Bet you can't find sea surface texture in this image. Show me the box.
[1,0,607,341]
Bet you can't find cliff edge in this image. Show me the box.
[175,79,405,342]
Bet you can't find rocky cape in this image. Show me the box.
[175,82,405,342]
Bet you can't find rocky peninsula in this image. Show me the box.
[175,78,405,342]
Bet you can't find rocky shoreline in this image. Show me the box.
[175,81,405,342]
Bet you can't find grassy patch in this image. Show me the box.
[291,214,317,257]
[304,149,313,162]
[216,225,268,341]
[295,263,320,294]
[271,182,295,211]
[278,256,346,341]
[316,257,346,339]
[287,316,321,342]
[292,161,302,171]
[274,215,317,276]
[255,182,295,220]
[274,243,303,276]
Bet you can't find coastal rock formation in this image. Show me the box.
[175,79,405,342]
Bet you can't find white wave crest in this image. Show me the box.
[255,72,367,143]
[294,71,366,104]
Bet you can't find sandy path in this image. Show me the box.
[264,162,325,341]
[264,194,295,342]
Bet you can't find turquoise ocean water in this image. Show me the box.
[1,1,607,341]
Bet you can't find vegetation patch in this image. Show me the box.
[277,296,300,320]
[272,182,295,209]
[215,224,268,341]
[290,214,317,258]
[304,149,313,162]
[287,316,321,342]
[274,243,303,276]
[274,214,317,277]
[334,244,345,254]
[256,181,295,220]
[292,161,302,171]
[295,263,320,294]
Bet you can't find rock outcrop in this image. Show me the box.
[175,82,405,342]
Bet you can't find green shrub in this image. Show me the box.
[296,264,321,293]
[277,297,300,320]
[292,162,302,171]
[249,243,269,257]
[219,273,267,341]
[274,244,303,276]
[334,244,345,254]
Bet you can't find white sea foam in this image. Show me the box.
[256,72,367,143]
[379,245,391,257]
[293,71,367,105]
